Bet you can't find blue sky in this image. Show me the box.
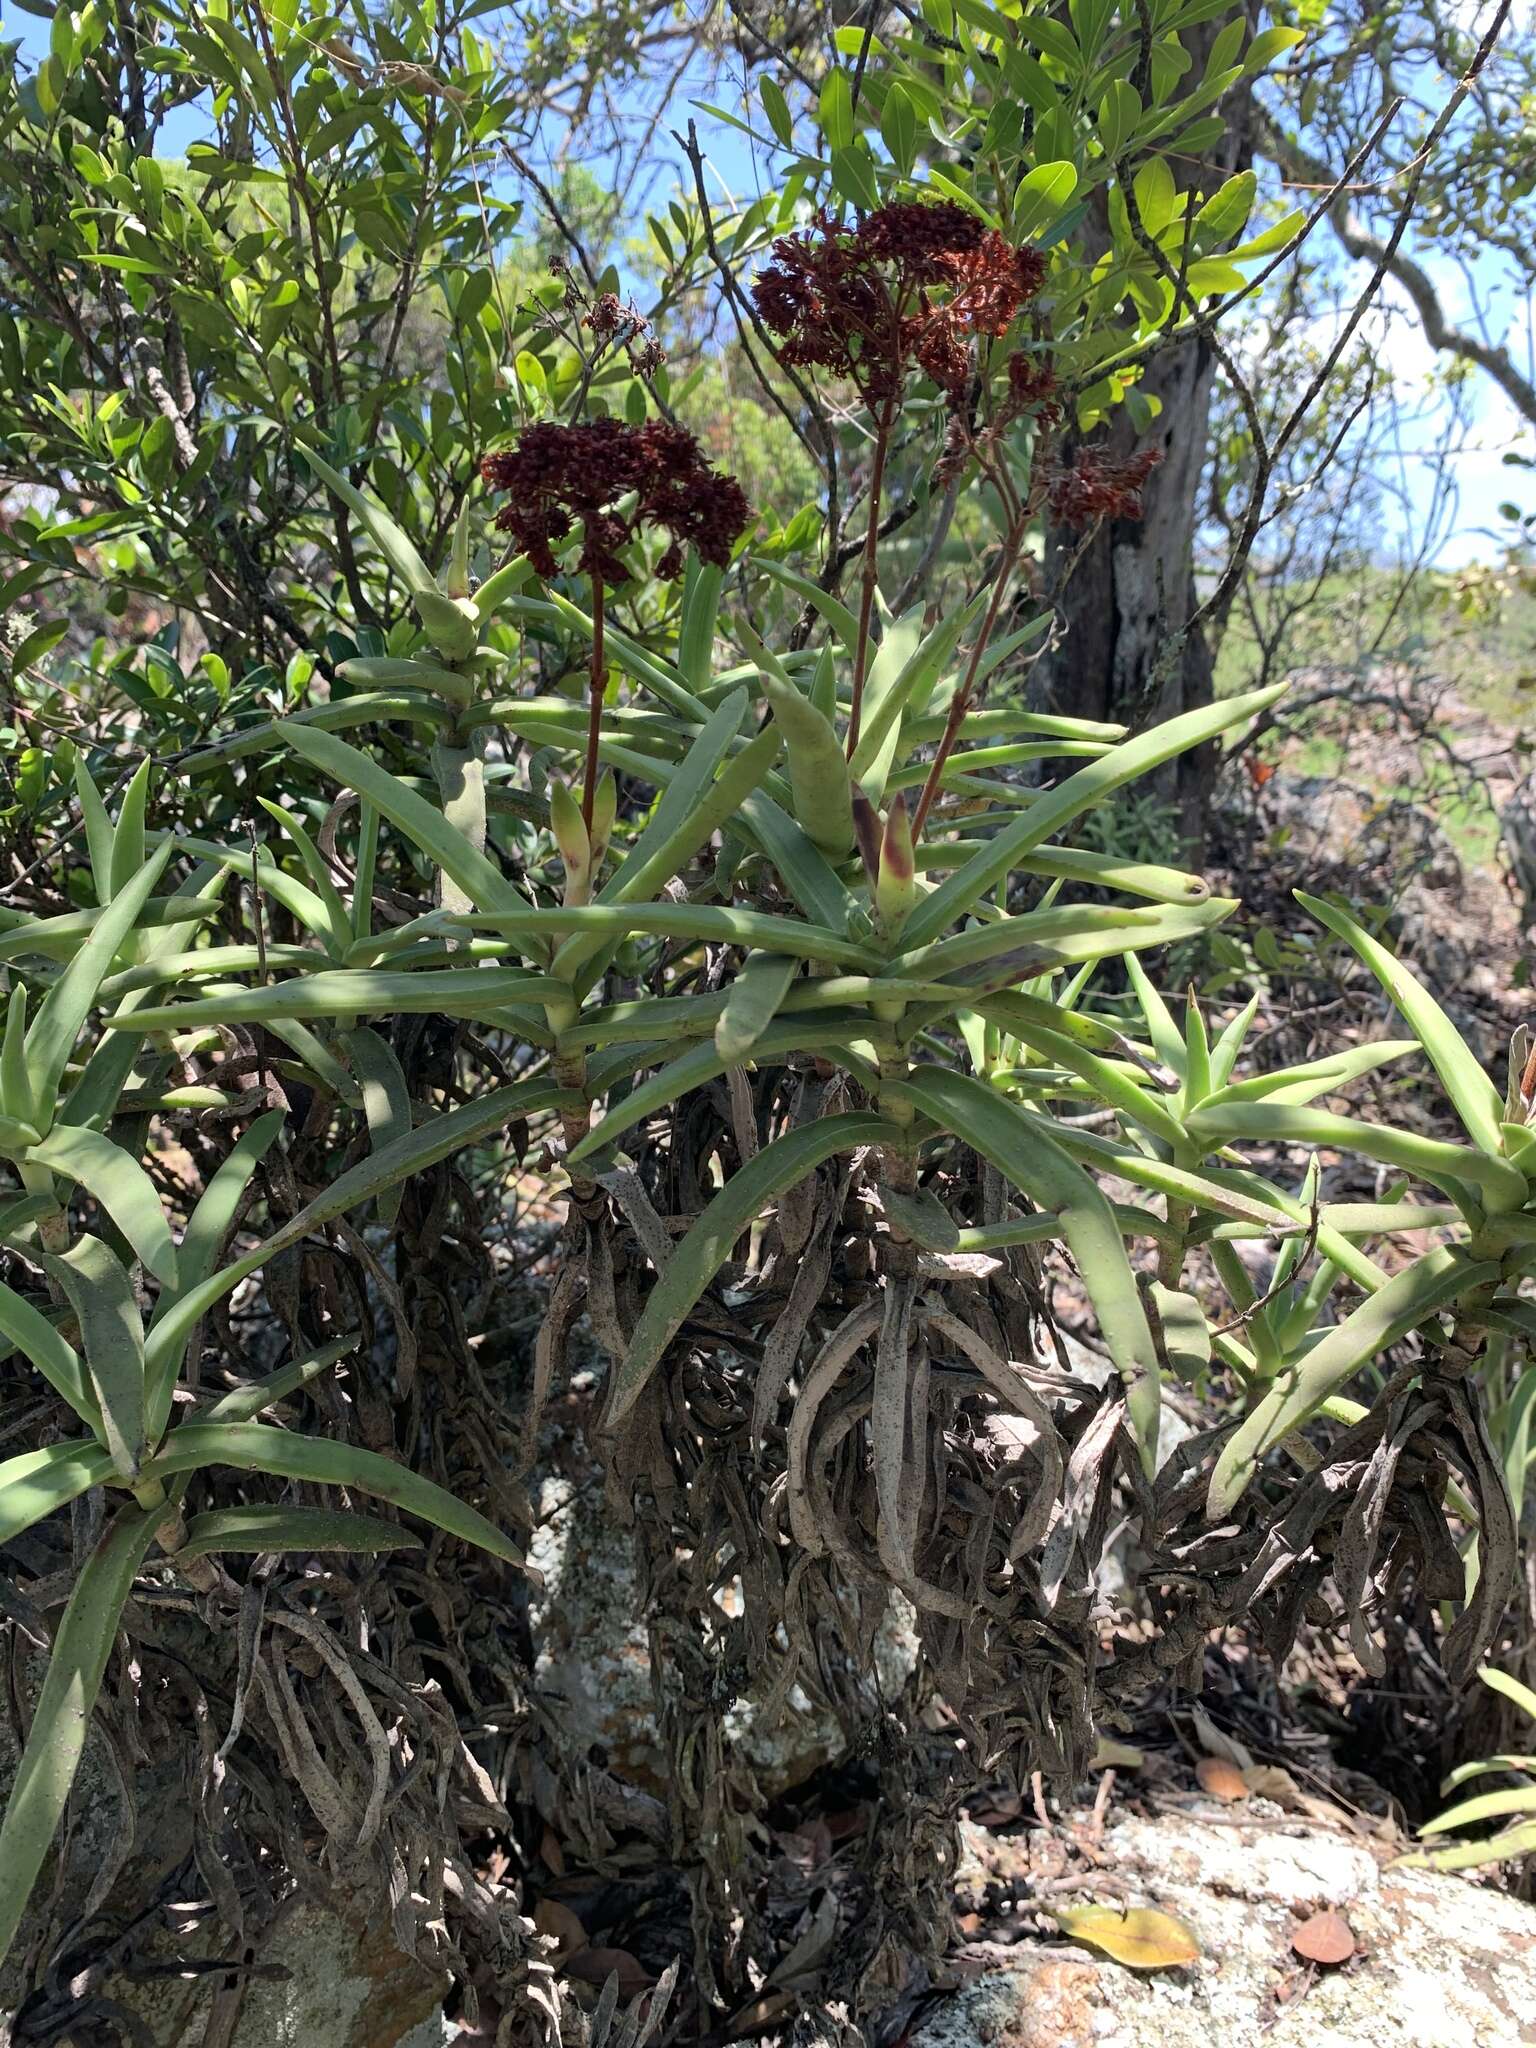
[3,3,1529,567]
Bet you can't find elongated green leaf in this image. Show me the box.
[1418,1785,1536,1837]
[27,1125,179,1285]
[24,845,173,1123]
[571,1015,862,1166]
[607,1112,897,1425]
[175,1505,423,1558]
[1208,995,1259,1090]
[140,1421,525,1565]
[0,1505,162,1968]
[904,684,1286,947]
[1478,1664,1536,1724]
[279,724,529,916]
[74,757,115,903]
[1394,1820,1536,1873]
[0,986,31,1127]
[892,901,1229,982]
[346,1027,411,1226]
[892,1068,1161,1472]
[1013,844,1211,905]
[144,1081,572,1431]
[738,787,857,932]
[753,558,860,650]
[0,894,222,969]
[107,759,152,902]
[597,690,746,905]
[1201,1039,1418,1110]
[115,968,562,1031]
[1003,1021,1185,1149]
[1208,1246,1502,1514]
[299,445,438,596]
[716,954,802,1062]
[1299,892,1506,1155]
[1188,1102,1527,1211]
[0,1285,93,1421]
[198,1335,360,1426]
[258,799,353,956]
[33,1237,144,1477]
[0,1438,116,1546]
[180,693,449,778]
[446,902,879,968]
[171,1114,288,1335]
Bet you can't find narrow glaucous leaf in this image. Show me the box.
[0,1283,94,1422]
[175,1505,423,1558]
[1188,1102,1527,1211]
[345,1026,411,1226]
[32,1236,144,1477]
[903,684,1286,947]
[1298,891,1506,1155]
[139,1422,527,1566]
[0,1438,117,1548]
[892,1068,1162,1473]
[1208,1246,1502,1514]
[26,1125,179,1286]
[279,723,530,916]
[24,844,173,1123]
[606,1113,898,1426]
[0,1504,162,1968]
[715,953,802,1063]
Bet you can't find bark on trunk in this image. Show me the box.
[1034,31,1255,855]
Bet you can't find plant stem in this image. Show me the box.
[583,573,605,831]
[909,515,1027,840]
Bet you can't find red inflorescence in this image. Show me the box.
[751,203,1048,407]
[480,419,751,584]
[1007,355,1060,419]
[1048,447,1161,527]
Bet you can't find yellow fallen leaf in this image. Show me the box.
[1054,1905,1201,1970]
[1090,1738,1144,1770]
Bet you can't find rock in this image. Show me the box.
[918,1808,1536,2048]
[527,1465,920,1796]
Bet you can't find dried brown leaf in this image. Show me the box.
[1291,1909,1355,1967]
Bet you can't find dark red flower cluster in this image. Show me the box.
[751,203,1046,406]
[480,419,751,584]
[1048,447,1161,527]
[1007,356,1060,418]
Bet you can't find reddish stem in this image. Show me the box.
[909,516,1028,842]
[583,574,605,831]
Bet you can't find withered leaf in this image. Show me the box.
[533,1897,587,1960]
[561,1946,656,1997]
[1054,1904,1200,1970]
[1196,1756,1250,1803]
[1291,1909,1355,1966]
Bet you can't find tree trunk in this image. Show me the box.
[1034,34,1254,854]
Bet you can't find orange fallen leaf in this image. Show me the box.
[1291,1910,1354,1967]
[1196,1756,1249,1803]
[1053,1905,1200,1970]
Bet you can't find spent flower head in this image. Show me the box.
[751,202,1047,407]
[1048,447,1161,526]
[481,419,751,584]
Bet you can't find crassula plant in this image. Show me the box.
[0,13,1524,2023]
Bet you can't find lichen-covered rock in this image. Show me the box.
[919,1808,1536,2048]
[527,1466,919,1796]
